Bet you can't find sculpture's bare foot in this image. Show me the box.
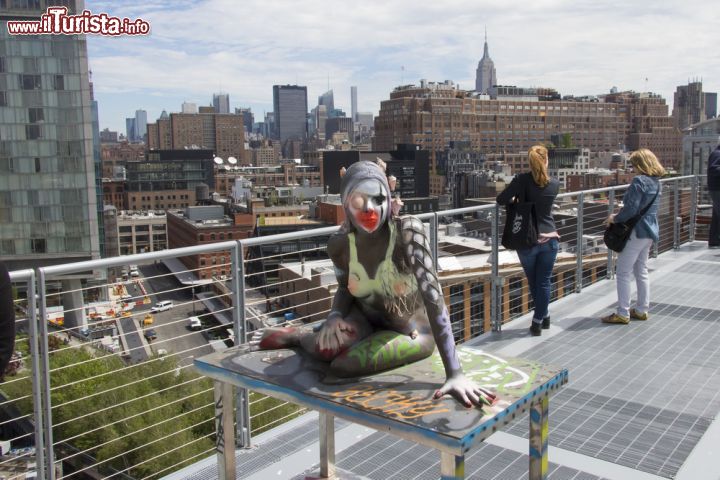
[249,327,298,350]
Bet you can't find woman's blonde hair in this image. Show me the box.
[629,149,666,177]
[528,145,550,187]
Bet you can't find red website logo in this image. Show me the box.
[7,6,151,36]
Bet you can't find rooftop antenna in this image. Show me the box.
[401,65,405,84]
[327,73,330,91]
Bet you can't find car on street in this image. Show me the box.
[187,317,202,331]
[143,329,157,341]
[150,300,173,313]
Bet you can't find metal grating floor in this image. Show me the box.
[331,432,609,480]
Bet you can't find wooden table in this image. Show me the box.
[194,345,568,480]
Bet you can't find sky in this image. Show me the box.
[84,0,720,135]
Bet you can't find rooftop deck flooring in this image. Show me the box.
[167,242,720,480]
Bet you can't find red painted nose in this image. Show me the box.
[357,210,379,230]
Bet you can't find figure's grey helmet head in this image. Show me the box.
[340,161,392,233]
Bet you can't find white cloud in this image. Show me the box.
[86,0,720,133]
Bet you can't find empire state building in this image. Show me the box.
[475,31,496,94]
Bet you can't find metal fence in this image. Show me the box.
[2,175,702,479]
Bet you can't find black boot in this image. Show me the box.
[529,321,542,336]
[542,316,550,329]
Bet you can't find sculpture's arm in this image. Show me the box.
[400,216,495,408]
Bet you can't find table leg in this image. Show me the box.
[529,394,549,480]
[440,451,465,479]
[319,412,335,479]
[215,381,236,480]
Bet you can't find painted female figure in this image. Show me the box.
[253,161,494,408]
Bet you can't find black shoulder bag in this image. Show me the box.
[603,189,659,253]
[501,176,538,250]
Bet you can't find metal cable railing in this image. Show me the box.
[2,175,702,479]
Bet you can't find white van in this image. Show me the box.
[151,300,174,313]
[187,316,202,331]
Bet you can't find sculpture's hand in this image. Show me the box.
[317,314,355,357]
[433,373,497,408]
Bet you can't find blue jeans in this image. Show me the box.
[516,239,559,322]
[710,190,720,247]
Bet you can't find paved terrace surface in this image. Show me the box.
[167,242,720,480]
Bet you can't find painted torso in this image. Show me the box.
[346,222,422,330]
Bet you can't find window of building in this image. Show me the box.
[53,74,64,90]
[31,238,46,253]
[29,107,43,123]
[25,124,41,139]
[0,92,6,107]
[210,233,216,241]
[0,57,4,73]
[21,74,41,90]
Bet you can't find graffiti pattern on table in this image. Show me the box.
[433,349,539,395]
[331,384,450,420]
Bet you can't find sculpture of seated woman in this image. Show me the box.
[252,160,494,408]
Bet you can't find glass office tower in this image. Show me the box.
[0,0,100,271]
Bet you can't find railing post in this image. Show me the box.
[491,204,502,332]
[606,189,615,280]
[430,212,439,272]
[232,241,252,448]
[576,192,584,293]
[15,271,46,480]
[673,179,681,250]
[37,270,56,480]
[690,175,698,243]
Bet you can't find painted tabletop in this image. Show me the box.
[194,345,568,454]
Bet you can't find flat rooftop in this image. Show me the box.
[170,242,720,480]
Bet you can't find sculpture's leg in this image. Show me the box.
[440,451,464,479]
[330,330,435,377]
[214,381,236,480]
[319,412,335,479]
[529,394,549,480]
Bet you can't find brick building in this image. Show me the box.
[147,112,247,164]
[166,206,254,280]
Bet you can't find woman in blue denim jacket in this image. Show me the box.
[602,149,665,324]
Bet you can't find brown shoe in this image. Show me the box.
[629,308,648,321]
[601,313,629,324]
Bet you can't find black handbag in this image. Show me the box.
[603,189,659,252]
[501,187,538,250]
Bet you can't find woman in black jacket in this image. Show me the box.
[497,145,560,336]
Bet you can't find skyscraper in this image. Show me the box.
[673,81,707,130]
[0,1,100,270]
[351,86,358,121]
[134,109,147,142]
[213,93,230,114]
[318,89,335,117]
[273,85,308,145]
[126,117,136,141]
[475,30,497,94]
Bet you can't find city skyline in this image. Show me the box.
[87,0,720,134]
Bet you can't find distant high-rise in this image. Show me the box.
[126,117,136,141]
[475,29,497,94]
[318,89,335,113]
[147,111,246,163]
[273,85,308,147]
[213,93,230,114]
[351,86,358,121]
[673,81,707,129]
[235,107,254,133]
[182,102,198,114]
[705,92,717,119]
[0,1,100,270]
[134,109,147,142]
